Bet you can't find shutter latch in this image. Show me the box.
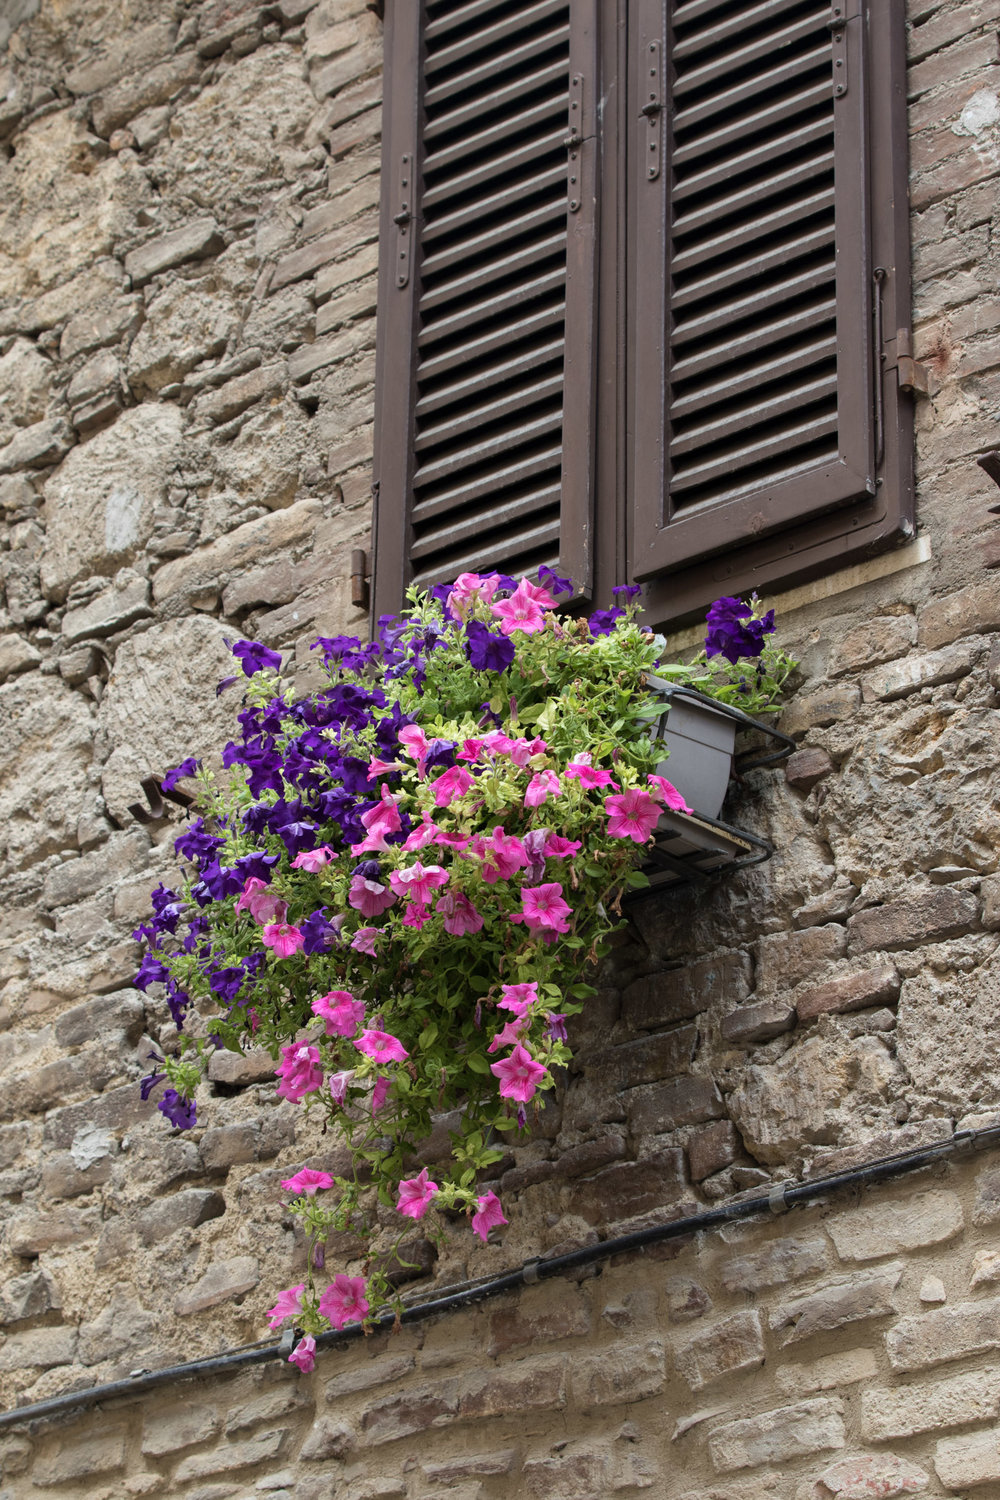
[642,40,662,180]
[351,549,370,610]
[394,154,413,288]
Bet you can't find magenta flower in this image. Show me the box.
[351,926,379,955]
[371,1075,391,1114]
[398,724,430,766]
[351,787,404,853]
[482,730,516,756]
[236,878,288,927]
[471,1190,508,1242]
[312,990,365,1037]
[291,845,337,871]
[276,1042,324,1102]
[566,754,619,791]
[367,756,402,780]
[543,833,582,859]
[402,815,438,851]
[389,860,450,905]
[354,1028,409,1064]
[498,981,538,1015]
[396,1166,439,1220]
[281,1167,335,1196]
[511,883,572,933]
[458,737,485,761]
[487,1017,528,1054]
[262,922,306,958]
[318,1274,369,1330]
[402,903,432,929]
[605,787,662,843]
[492,579,548,636]
[517,577,559,609]
[525,770,562,807]
[434,830,471,852]
[648,773,693,814]
[431,765,475,807]
[348,876,397,918]
[447,571,500,619]
[288,1333,316,1372]
[329,1069,354,1106]
[479,828,529,884]
[266,1283,304,1329]
[435,890,484,936]
[490,1042,548,1103]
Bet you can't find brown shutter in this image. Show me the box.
[372,0,599,619]
[630,0,914,622]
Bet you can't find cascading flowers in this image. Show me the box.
[134,574,792,1367]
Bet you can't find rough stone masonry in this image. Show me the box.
[3,0,1000,1495]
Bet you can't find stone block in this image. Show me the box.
[862,1367,1000,1441]
[174,1255,259,1316]
[124,217,224,286]
[41,1150,113,1200]
[708,1398,845,1473]
[722,1235,831,1295]
[769,1264,902,1347]
[208,1047,276,1085]
[200,1123,260,1169]
[559,1134,629,1179]
[91,50,202,136]
[887,1297,1000,1372]
[861,643,976,702]
[173,1432,288,1483]
[457,1357,566,1420]
[675,1311,765,1390]
[0,633,41,682]
[45,1082,155,1149]
[0,1267,61,1324]
[0,1325,78,1373]
[300,1418,354,1461]
[139,1188,226,1245]
[935,1430,1000,1490]
[756,924,847,992]
[43,833,149,909]
[61,570,151,642]
[780,684,861,736]
[628,1075,725,1135]
[191,361,285,425]
[797,964,901,1021]
[688,1120,740,1181]
[7,1206,101,1255]
[54,988,145,1049]
[568,1338,666,1406]
[848,889,978,953]
[0,418,74,475]
[826,1189,963,1262]
[602,1027,697,1088]
[423,1451,517,1483]
[830,613,918,674]
[59,297,143,361]
[774,1347,878,1396]
[360,1382,459,1445]
[225,1385,308,1435]
[142,1404,220,1457]
[565,1149,686,1224]
[720,999,796,1046]
[29,1424,126,1486]
[785,747,835,792]
[622,952,751,1025]
[325,1354,416,1402]
[78,1290,158,1365]
[487,1285,590,1358]
[920,576,1000,649]
[812,1454,930,1498]
[152,499,321,605]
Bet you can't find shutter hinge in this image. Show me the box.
[896,328,930,397]
[642,40,662,180]
[830,4,847,97]
[566,73,583,211]
[351,549,370,610]
[394,154,413,288]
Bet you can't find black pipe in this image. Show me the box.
[2,1122,996,1434]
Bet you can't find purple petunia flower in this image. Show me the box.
[158,1089,196,1130]
[161,758,200,791]
[538,565,574,596]
[465,621,516,673]
[588,608,625,637]
[612,583,642,601]
[229,639,283,677]
[704,596,776,664]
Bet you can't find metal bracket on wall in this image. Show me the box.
[640,40,662,180]
[566,74,584,211]
[896,328,930,397]
[351,549,370,610]
[830,3,848,95]
[393,154,413,288]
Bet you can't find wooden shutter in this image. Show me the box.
[630,0,914,622]
[372,0,599,619]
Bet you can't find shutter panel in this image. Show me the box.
[630,0,913,619]
[372,0,598,619]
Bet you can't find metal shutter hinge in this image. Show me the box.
[351,549,370,610]
[567,74,584,211]
[896,328,930,397]
[830,5,847,96]
[394,154,413,288]
[642,40,662,180]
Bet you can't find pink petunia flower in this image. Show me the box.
[402,903,432,929]
[312,990,365,1037]
[565,754,619,790]
[281,1167,335,1196]
[498,981,538,1015]
[351,926,379,955]
[291,845,337,872]
[318,1274,369,1330]
[398,725,430,775]
[431,765,475,807]
[492,579,548,636]
[447,572,501,619]
[402,815,438,852]
[543,833,582,859]
[435,890,484,936]
[458,737,486,762]
[434,830,471,852]
[371,1075,391,1114]
[471,1190,508,1242]
[605,787,662,843]
[389,860,450,905]
[511,883,572,933]
[396,1166,439,1220]
[487,1017,528,1054]
[367,756,403,780]
[262,922,306,958]
[482,730,516,756]
[276,1042,324,1102]
[348,876,397,918]
[236,878,288,927]
[351,787,404,854]
[329,1069,354,1107]
[490,1042,548,1103]
[288,1333,316,1372]
[524,769,562,807]
[266,1282,304,1329]
[648,773,693,815]
[517,577,559,609]
[479,828,529,884]
[354,1028,409,1064]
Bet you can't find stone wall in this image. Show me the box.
[3,0,1000,1493]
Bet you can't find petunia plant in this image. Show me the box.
[134,572,793,1367]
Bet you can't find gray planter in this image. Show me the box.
[647,676,738,821]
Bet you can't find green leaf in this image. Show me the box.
[466,1052,491,1075]
[627,869,651,888]
[419,1022,439,1049]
